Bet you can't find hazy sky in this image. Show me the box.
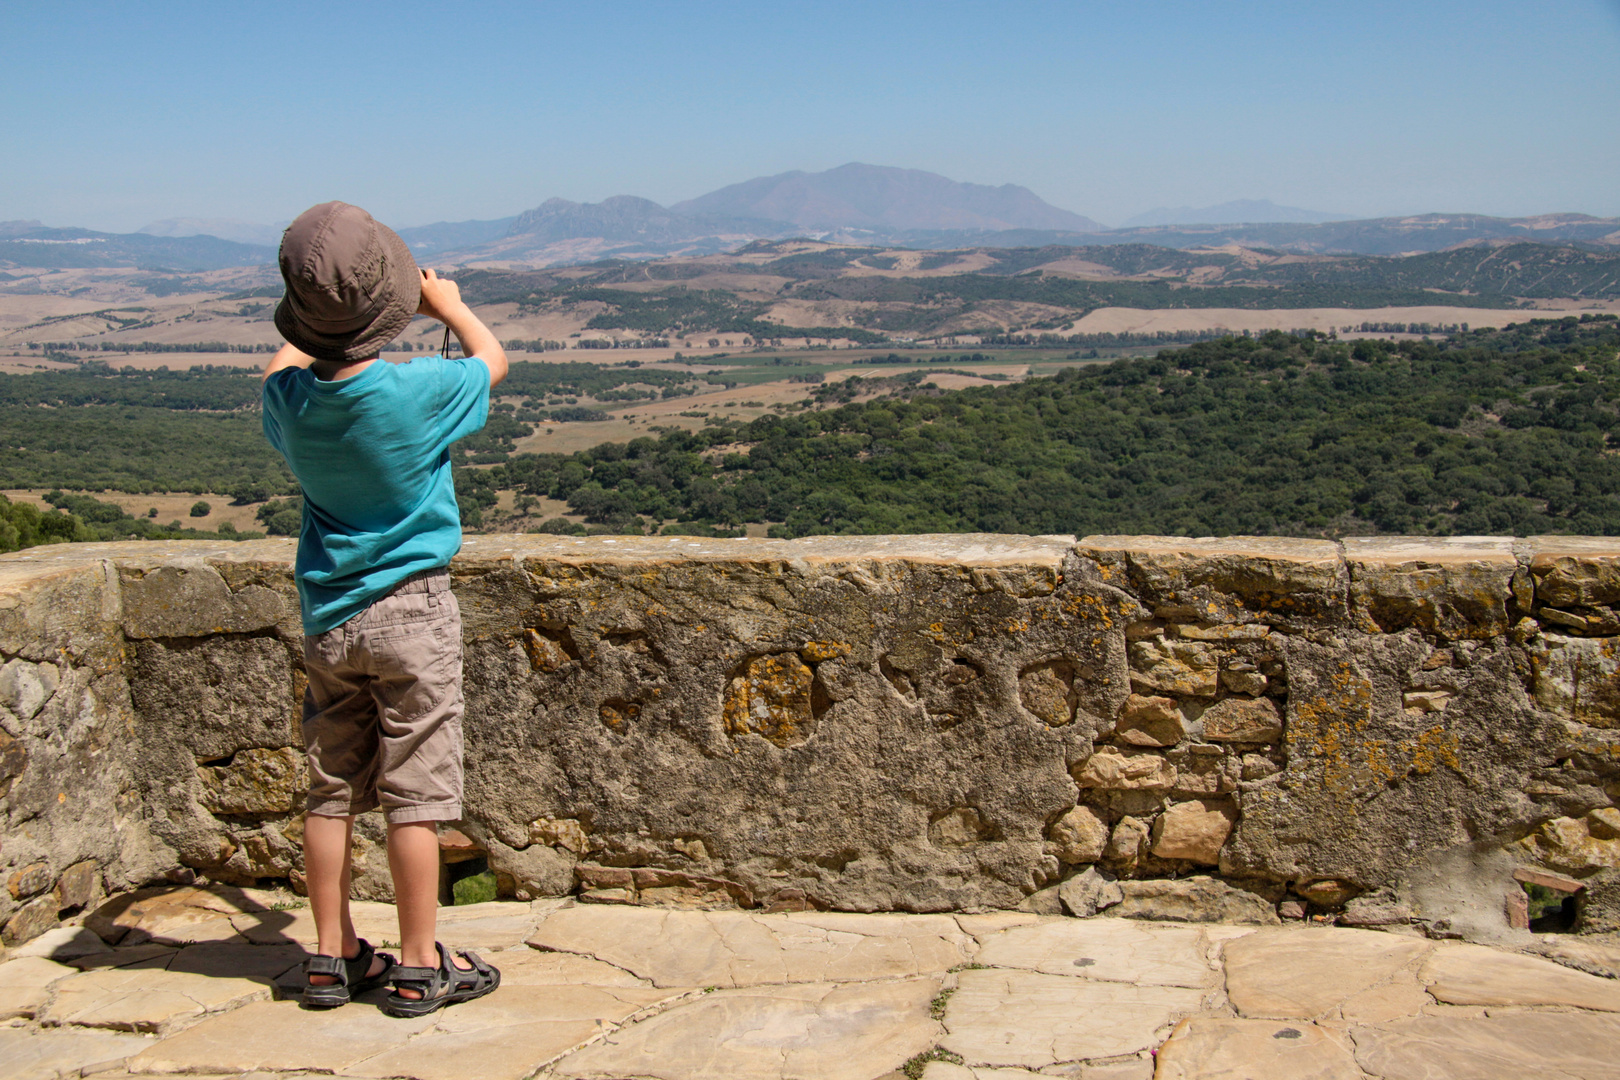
[4,0,1618,232]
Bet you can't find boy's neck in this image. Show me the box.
[311,356,379,382]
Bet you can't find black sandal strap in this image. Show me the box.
[451,949,492,987]
[390,964,439,983]
[305,954,347,981]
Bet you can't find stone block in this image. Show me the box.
[1110,876,1280,925]
[1528,535,1620,608]
[1220,668,1267,695]
[1105,816,1149,866]
[1048,805,1108,864]
[1019,663,1076,726]
[723,652,816,747]
[3,895,58,945]
[1115,693,1186,747]
[1200,696,1282,742]
[1128,637,1219,696]
[195,747,305,815]
[1074,749,1176,790]
[1058,866,1123,917]
[0,657,59,720]
[10,925,110,962]
[1076,535,1344,625]
[1589,806,1620,840]
[1295,878,1359,908]
[1519,815,1620,874]
[118,560,287,639]
[7,861,51,900]
[0,728,25,797]
[1533,633,1620,728]
[1150,799,1236,864]
[1343,536,1517,639]
[54,860,98,911]
[530,815,591,853]
[131,635,298,758]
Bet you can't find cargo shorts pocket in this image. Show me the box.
[364,619,461,722]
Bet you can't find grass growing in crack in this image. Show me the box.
[268,899,306,911]
[929,986,956,1021]
[947,962,989,973]
[903,1046,964,1079]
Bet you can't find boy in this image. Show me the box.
[261,201,507,1016]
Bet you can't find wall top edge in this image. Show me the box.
[1076,534,1342,562]
[4,534,1620,584]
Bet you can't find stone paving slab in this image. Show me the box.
[1349,1011,1620,1080]
[1423,941,1620,1011]
[548,979,939,1080]
[1223,925,1432,1019]
[473,946,650,987]
[0,1026,156,1080]
[970,918,1216,987]
[10,893,1620,1080]
[41,960,277,1035]
[6,926,112,962]
[941,968,1206,1067]
[0,956,76,1020]
[349,984,685,1080]
[1155,1018,1364,1080]
[127,999,440,1074]
[527,906,972,988]
[923,1063,1152,1080]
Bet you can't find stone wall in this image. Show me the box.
[2,534,1618,944]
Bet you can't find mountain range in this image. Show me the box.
[1123,199,1352,228]
[3,164,1618,274]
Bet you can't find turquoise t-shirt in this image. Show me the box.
[261,356,491,634]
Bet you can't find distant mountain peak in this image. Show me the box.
[672,163,1104,234]
[1124,200,1352,228]
[137,217,287,247]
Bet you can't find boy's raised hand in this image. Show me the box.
[414,268,508,387]
[417,268,464,322]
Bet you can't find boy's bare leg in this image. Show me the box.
[304,813,386,985]
[387,820,472,999]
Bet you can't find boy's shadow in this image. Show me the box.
[58,882,329,1003]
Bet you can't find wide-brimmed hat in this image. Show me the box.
[274,201,420,363]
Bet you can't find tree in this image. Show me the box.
[189,500,211,517]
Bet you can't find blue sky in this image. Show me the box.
[3,0,1618,232]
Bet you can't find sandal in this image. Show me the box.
[301,938,396,1008]
[383,942,501,1018]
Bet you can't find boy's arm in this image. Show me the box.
[418,269,508,387]
[263,342,316,381]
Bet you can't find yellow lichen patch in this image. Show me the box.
[1405,725,1463,775]
[522,628,570,673]
[600,701,640,730]
[1290,668,1376,799]
[799,641,851,663]
[723,653,815,748]
[1364,739,1399,784]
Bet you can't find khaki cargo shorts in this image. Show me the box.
[302,568,464,824]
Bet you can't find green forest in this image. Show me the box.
[4,315,1620,553]
[481,315,1620,538]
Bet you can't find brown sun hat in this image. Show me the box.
[274,201,421,363]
